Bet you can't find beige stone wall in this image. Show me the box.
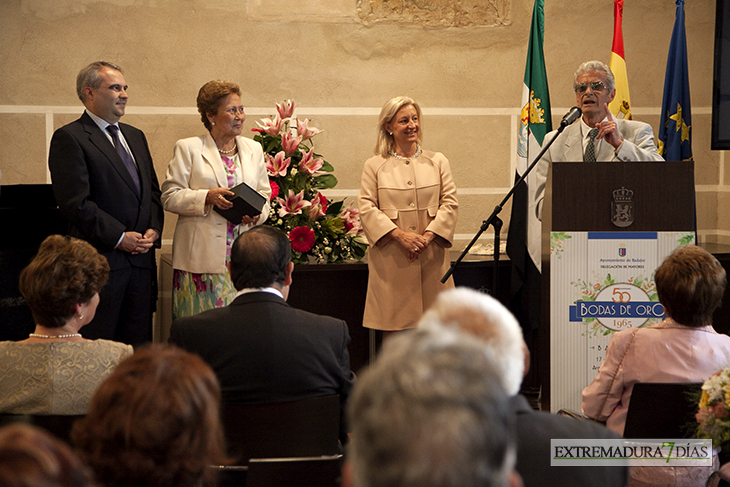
[0,0,725,252]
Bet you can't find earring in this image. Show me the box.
[389,132,393,136]
[211,122,215,126]
[78,312,84,320]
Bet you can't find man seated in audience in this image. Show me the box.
[343,325,523,487]
[169,225,355,443]
[419,287,628,487]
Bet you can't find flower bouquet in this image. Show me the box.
[252,100,367,265]
[696,368,730,449]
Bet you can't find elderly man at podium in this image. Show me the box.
[535,60,664,219]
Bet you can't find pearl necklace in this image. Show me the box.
[389,144,421,160]
[29,333,82,339]
[218,145,237,155]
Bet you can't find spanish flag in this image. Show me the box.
[608,0,632,119]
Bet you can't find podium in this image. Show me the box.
[541,161,695,412]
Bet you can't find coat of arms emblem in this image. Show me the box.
[611,187,634,228]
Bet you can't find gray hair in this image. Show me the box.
[573,60,615,92]
[374,96,423,157]
[347,326,517,487]
[419,287,525,395]
[76,61,123,102]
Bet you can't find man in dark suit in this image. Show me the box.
[48,61,163,346]
[419,287,628,487]
[168,225,355,442]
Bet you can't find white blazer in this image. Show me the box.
[161,133,271,274]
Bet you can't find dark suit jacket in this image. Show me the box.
[168,292,355,440]
[48,112,163,270]
[511,395,628,487]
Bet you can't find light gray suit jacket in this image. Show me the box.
[535,119,664,218]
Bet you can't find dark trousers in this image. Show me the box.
[82,265,154,347]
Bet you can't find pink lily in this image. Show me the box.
[307,192,328,220]
[265,151,291,177]
[299,148,324,175]
[281,131,302,156]
[296,118,321,140]
[276,100,296,120]
[256,114,284,136]
[341,203,363,236]
[276,189,311,217]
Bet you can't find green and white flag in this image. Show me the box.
[507,0,551,332]
[509,0,552,272]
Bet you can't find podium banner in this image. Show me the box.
[550,230,695,412]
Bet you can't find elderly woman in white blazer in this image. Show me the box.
[162,80,270,319]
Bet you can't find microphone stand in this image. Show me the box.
[441,116,577,299]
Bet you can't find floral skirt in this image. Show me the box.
[172,215,241,320]
[172,270,237,321]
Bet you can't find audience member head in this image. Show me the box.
[76,61,123,102]
[419,287,526,395]
[230,225,292,291]
[73,345,229,487]
[19,235,109,328]
[573,60,615,92]
[345,326,521,487]
[375,96,423,157]
[655,244,726,327]
[197,80,242,132]
[0,423,94,487]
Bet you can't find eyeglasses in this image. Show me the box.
[224,107,245,116]
[575,81,606,93]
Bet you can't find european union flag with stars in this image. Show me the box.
[658,0,692,162]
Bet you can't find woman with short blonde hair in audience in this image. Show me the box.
[0,235,133,414]
[73,345,230,487]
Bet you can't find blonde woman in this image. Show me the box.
[358,96,458,333]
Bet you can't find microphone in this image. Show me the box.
[560,106,582,127]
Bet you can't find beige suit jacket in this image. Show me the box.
[358,150,458,330]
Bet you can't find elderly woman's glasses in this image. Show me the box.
[225,107,245,116]
[575,81,606,94]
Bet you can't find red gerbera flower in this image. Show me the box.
[269,180,279,200]
[289,226,316,253]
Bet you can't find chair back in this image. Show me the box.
[0,414,84,444]
[623,382,702,439]
[212,465,248,487]
[246,455,342,487]
[221,395,340,464]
